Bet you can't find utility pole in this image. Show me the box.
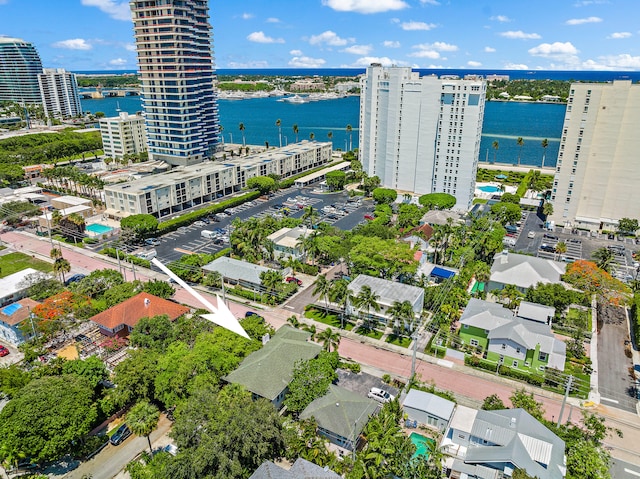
[131,259,137,281]
[409,331,419,390]
[557,375,574,426]
[115,247,123,276]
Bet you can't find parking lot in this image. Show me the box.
[123,187,375,265]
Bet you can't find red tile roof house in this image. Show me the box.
[89,292,190,337]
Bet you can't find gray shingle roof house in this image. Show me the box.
[300,384,379,452]
[249,458,341,479]
[402,389,455,431]
[459,299,566,372]
[203,256,276,289]
[442,407,566,479]
[347,274,424,323]
[223,326,321,409]
[516,301,556,325]
[489,251,566,293]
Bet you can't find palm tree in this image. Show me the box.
[541,138,549,168]
[282,256,303,276]
[387,300,415,335]
[260,270,284,296]
[555,241,567,257]
[592,247,615,273]
[238,122,246,147]
[317,327,340,352]
[275,118,282,148]
[354,285,380,330]
[499,284,522,309]
[287,315,300,328]
[126,400,160,453]
[219,124,224,144]
[312,274,332,314]
[50,246,63,261]
[346,124,353,151]
[329,278,351,329]
[492,140,499,164]
[293,123,299,143]
[327,131,333,142]
[53,257,70,283]
[516,136,524,166]
[542,201,554,218]
[309,132,315,141]
[301,205,319,229]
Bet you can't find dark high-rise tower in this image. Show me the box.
[130,0,219,166]
[0,37,43,105]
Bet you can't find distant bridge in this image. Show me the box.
[79,89,141,99]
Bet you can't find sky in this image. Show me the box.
[0,0,639,72]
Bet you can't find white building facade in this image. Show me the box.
[38,68,82,119]
[359,65,486,210]
[0,37,43,105]
[550,80,640,231]
[104,141,331,217]
[99,112,147,159]
[130,0,219,166]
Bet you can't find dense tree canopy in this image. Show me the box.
[0,375,97,463]
[372,187,398,205]
[325,170,346,191]
[247,176,277,194]
[348,235,418,279]
[284,351,338,413]
[418,193,456,210]
[120,214,159,244]
[618,217,638,235]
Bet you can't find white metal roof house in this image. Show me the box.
[441,407,566,479]
[516,301,556,325]
[266,226,308,260]
[489,251,566,293]
[202,257,275,290]
[0,268,42,307]
[402,389,455,432]
[346,274,424,323]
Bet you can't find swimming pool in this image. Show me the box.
[409,432,435,459]
[478,185,501,193]
[86,223,114,234]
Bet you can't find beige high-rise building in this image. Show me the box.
[99,112,147,159]
[550,80,640,231]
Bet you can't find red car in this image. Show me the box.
[286,276,303,286]
[0,345,9,357]
[364,214,374,220]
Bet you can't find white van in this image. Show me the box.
[136,249,157,260]
[201,230,216,239]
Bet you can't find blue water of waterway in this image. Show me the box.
[81,95,564,168]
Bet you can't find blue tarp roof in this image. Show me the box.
[2,303,22,316]
[430,267,455,279]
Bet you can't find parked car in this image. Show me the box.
[245,311,260,318]
[177,227,188,233]
[145,238,161,246]
[201,217,210,224]
[368,387,395,403]
[193,220,206,227]
[286,276,303,286]
[64,273,86,286]
[543,233,558,240]
[110,424,132,445]
[527,231,536,239]
[0,345,9,357]
[364,214,374,220]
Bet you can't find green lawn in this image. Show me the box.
[0,252,52,278]
[386,334,411,348]
[356,327,383,340]
[565,307,592,331]
[305,307,342,327]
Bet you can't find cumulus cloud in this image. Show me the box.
[80,0,130,21]
[528,41,579,57]
[322,0,409,14]
[490,15,511,22]
[52,38,92,50]
[352,56,404,67]
[607,32,632,39]
[399,21,437,31]
[124,43,136,52]
[500,30,541,40]
[342,44,373,55]
[266,17,280,23]
[467,60,482,67]
[289,49,303,56]
[504,62,529,70]
[241,13,254,20]
[288,55,326,68]
[409,50,440,59]
[484,46,496,52]
[565,16,602,25]
[383,40,401,48]
[226,60,270,68]
[420,0,440,4]
[409,41,457,58]
[309,30,352,46]
[109,58,127,66]
[247,31,285,44]
[583,53,640,70]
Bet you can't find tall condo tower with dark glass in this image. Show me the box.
[130,0,219,166]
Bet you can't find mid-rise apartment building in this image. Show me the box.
[0,37,43,105]
[104,141,331,217]
[38,68,82,119]
[130,0,219,166]
[359,65,486,210]
[550,80,640,231]
[99,112,147,159]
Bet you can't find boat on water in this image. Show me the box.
[279,94,308,104]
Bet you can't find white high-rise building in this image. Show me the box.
[0,37,43,105]
[38,68,82,119]
[359,65,486,210]
[550,80,640,231]
[130,0,219,167]
[99,112,147,159]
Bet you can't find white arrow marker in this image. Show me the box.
[151,257,250,339]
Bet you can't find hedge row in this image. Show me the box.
[632,294,640,345]
[299,263,320,276]
[157,190,261,233]
[516,170,534,197]
[464,355,544,386]
[100,247,151,269]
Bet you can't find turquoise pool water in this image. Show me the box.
[86,223,113,234]
[409,432,435,459]
[478,185,501,193]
